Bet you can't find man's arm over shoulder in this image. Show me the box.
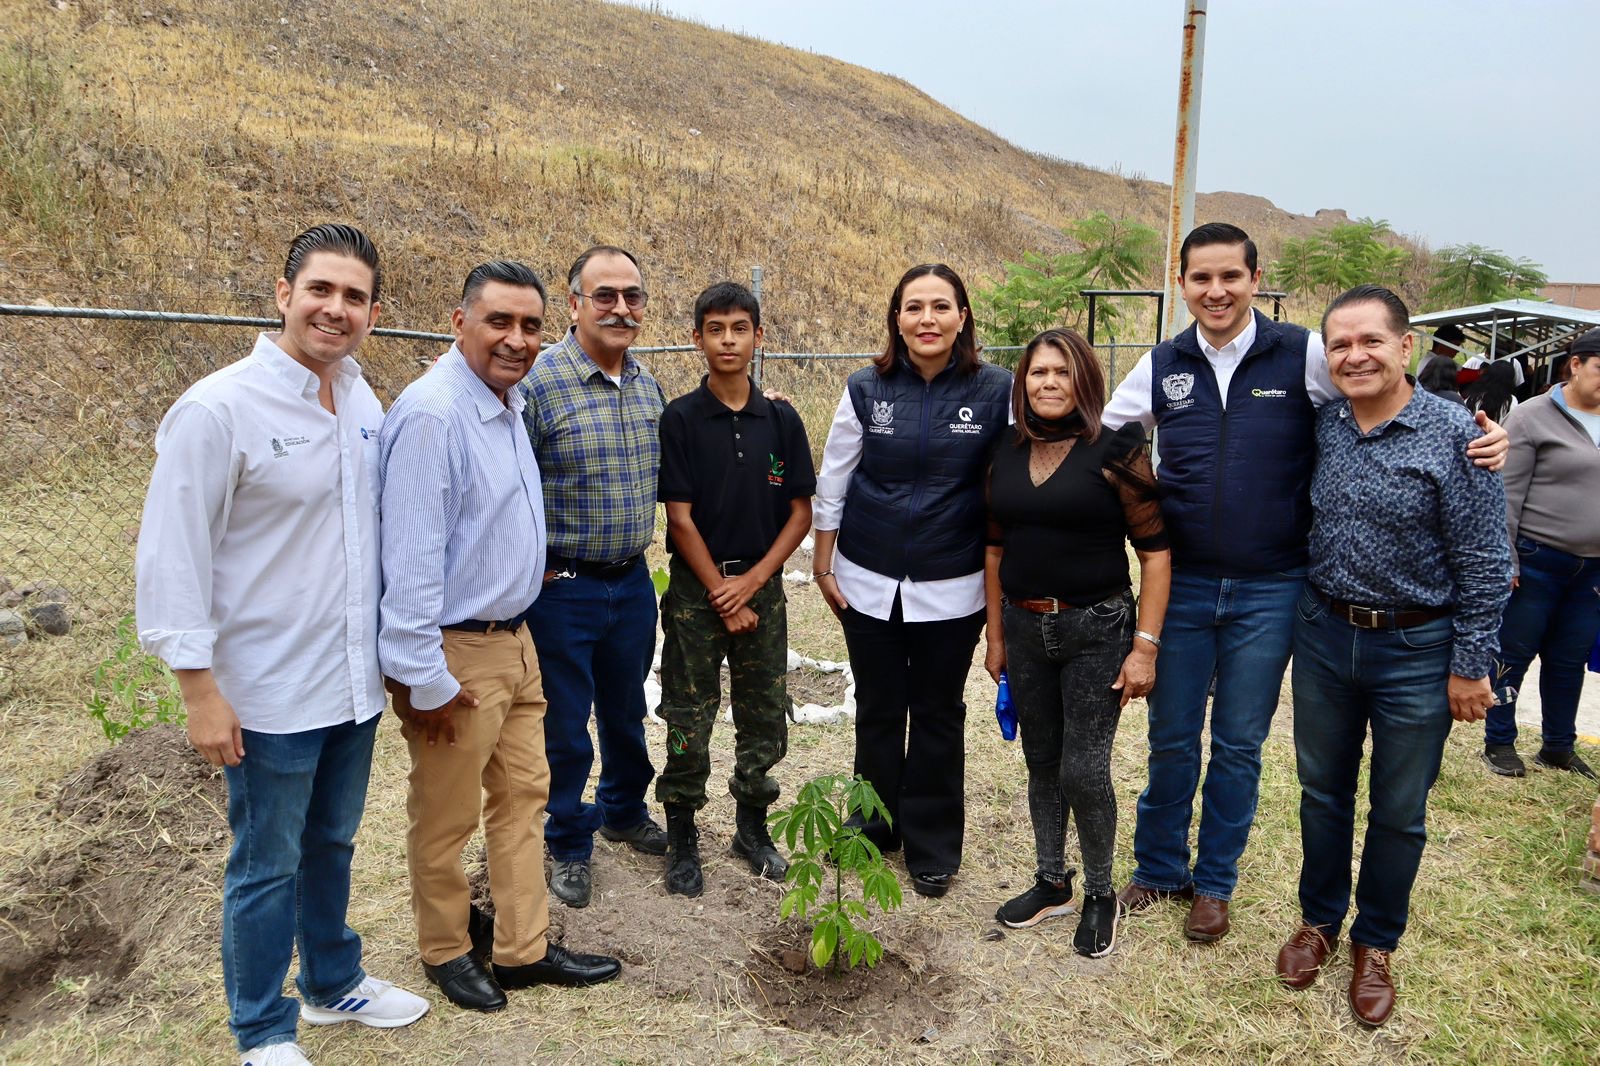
[136,400,236,669]
[1437,410,1513,679]
[377,406,461,710]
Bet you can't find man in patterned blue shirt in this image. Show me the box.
[1274,285,1511,1028]
[520,245,668,908]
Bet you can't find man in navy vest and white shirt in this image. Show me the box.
[1101,223,1506,943]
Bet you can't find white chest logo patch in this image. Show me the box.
[1162,373,1195,402]
[870,400,894,427]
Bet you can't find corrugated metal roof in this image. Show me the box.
[1410,299,1600,329]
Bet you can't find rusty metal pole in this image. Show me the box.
[1160,0,1207,340]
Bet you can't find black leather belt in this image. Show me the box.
[716,559,756,577]
[548,553,643,578]
[1314,588,1452,630]
[442,606,534,634]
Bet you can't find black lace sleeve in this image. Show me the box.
[1100,423,1168,551]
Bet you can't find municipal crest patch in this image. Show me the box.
[870,400,894,427]
[1162,373,1195,402]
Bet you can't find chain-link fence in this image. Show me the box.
[0,305,1137,669]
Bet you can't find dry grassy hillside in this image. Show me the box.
[4,0,1338,346]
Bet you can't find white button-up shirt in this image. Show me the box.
[136,333,385,734]
[377,347,547,710]
[1102,315,1338,430]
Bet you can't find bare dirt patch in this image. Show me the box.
[0,725,224,1043]
[786,664,848,708]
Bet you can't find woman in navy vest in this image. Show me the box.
[811,263,1012,897]
[984,328,1171,956]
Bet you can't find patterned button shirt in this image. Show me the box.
[1308,383,1511,678]
[520,328,665,562]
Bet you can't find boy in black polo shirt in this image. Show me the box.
[655,282,816,898]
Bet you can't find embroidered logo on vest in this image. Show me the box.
[868,400,895,435]
[949,404,984,436]
[1161,373,1196,411]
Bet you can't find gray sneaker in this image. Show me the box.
[550,858,592,908]
[599,817,669,856]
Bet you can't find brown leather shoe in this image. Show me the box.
[1183,895,1230,942]
[1275,922,1336,990]
[1115,881,1196,914]
[1348,944,1396,1026]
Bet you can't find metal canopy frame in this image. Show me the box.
[1410,299,1600,368]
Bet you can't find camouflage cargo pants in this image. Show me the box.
[655,555,790,811]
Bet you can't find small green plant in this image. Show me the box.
[770,773,903,971]
[86,614,185,742]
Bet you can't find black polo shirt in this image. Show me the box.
[658,376,816,563]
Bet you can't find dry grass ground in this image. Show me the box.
[1,511,1596,1063]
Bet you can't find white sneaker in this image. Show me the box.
[241,1043,311,1066]
[299,975,430,1029]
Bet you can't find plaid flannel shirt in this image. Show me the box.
[520,328,665,562]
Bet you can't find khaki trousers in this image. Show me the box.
[404,625,549,966]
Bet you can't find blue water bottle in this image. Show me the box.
[995,671,1017,741]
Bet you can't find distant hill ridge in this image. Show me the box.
[2,0,1351,347]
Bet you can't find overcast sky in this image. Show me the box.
[630,0,1598,281]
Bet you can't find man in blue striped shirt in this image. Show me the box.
[379,261,621,1013]
[520,245,668,908]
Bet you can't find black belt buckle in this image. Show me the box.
[1347,604,1385,629]
[717,559,754,578]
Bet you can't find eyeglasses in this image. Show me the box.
[574,287,649,311]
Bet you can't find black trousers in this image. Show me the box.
[840,596,986,877]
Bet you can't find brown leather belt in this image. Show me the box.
[1010,597,1074,614]
[1315,589,1452,630]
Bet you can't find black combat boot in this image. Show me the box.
[664,804,703,898]
[730,802,788,881]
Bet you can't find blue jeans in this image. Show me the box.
[526,562,658,862]
[1292,591,1454,951]
[1486,538,1600,753]
[1131,569,1301,900]
[221,714,378,1052]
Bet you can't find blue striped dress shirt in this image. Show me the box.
[378,347,547,710]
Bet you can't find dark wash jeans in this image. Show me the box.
[527,561,658,862]
[1291,588,1454,952]
[222,714,378,1052]
[1131,568,1303,900]
[1487,537,1600,753]
[1003,592,1133,897]
[840,596,985,878]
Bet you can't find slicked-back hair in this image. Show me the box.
[874,263,979,377]
[1180,222,1257,276]
[461,260,547,309]
[1011,328,1107,444]
[282,223,382,302]
[693,281,761,332]
[1322,284,1411,339]
[567,244,642,293]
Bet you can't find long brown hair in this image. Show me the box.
[1010,327,1106,444]
[873,263,980,377]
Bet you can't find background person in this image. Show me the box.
[1275,285,1510,1028]
[1483,328,1600,779]
[811,263,1012,898]
[1462,359,1520,424]
[136,224,427,1066]
[984,328,1170,958]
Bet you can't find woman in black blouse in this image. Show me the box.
[984,327,1171,957]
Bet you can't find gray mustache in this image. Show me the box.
[597,314,641,329]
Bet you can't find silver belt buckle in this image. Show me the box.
[1045,597,1060,614]
[718,559,742,578]
[1353,604,1382,628]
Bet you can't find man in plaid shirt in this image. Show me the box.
[520,245,668,908]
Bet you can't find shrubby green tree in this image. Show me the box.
[1271,218,1410,299]
[1424,244,1548,310]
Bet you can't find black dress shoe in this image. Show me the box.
[424,951,507,1012]
[911,872,952,898]
[493,943,622,989]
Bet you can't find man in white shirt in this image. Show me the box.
[136,224,427,1066]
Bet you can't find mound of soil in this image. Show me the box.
[0,726,225,1042]
[786,665,847,709]
[743,925,955,1045]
